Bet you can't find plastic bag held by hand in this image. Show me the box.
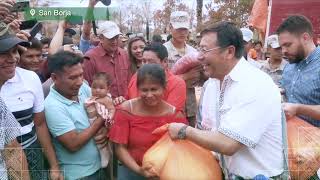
[171,52,201,75]
[287,116,320,180]
[142,133,174,176]
[142,124,222,180]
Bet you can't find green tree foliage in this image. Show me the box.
[152,0,189,34]
[203,0,255,29]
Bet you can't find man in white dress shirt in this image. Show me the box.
[168,21,285,179]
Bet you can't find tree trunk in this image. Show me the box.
[196,0,203,32]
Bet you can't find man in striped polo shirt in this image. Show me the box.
[0,22,62,179]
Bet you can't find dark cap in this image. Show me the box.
[100,0,111,6]
[64,28,76,37]
[0,21,30,53]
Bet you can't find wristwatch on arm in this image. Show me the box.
[177,125,189,139]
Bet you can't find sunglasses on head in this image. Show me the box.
[129,33,144,39]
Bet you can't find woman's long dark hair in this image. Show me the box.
[128,36,146,73]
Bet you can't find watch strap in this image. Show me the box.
[178,125,188,139]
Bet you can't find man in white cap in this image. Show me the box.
[164,11,197,68]
[240,27,262,68]
[240,27,254,60]
[260,34,287,87]
[164,11,202,127]
[84,21,131,103]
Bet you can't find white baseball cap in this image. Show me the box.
[98,21,121,39]
[240,28,253,42]
[170,11,189,29]
[267,34,280,49]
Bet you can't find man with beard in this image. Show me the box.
[277,15,320,126]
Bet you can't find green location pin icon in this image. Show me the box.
[30,9,36,17]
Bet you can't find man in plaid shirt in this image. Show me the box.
[0,97,29,179]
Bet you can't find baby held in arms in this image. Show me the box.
[85,72,115,168]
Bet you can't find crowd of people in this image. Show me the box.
[1,0,320,179]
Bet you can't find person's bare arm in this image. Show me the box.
[115,144,140,173]
[296,104,320,120]
[283,103,320,120]
[115,144,157,178]
[3,139,30,180]
[48,21,71,55]
[187,127,244,156]
[168,123,244,156]
[82,21,91,41]
[82,0,98,40]
[56,116,104,152]
[33,112,63,179]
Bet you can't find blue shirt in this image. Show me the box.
[281,46,320,127]
[79,36,96,54]
[44,83,101,179]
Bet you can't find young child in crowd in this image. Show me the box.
[85,72,115,168]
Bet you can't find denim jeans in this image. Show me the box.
[77,169,107,180]
[117,164,146,180]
